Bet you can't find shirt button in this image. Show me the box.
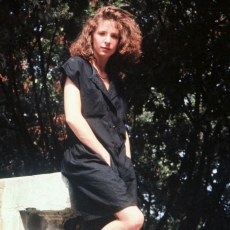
[113,125,116,129]
[107,106,110,111]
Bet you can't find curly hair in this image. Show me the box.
[69,6,142,68]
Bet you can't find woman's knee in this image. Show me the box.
[115,206,144,230]
[131,210,144,229]
[129,214,144,229]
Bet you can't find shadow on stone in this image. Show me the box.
[20,210,48,230]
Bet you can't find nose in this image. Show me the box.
[104,35,111,44]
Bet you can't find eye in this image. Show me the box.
[111,34,119,39]
[98,31,106,36]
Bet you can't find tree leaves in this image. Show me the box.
[125,0,230,229]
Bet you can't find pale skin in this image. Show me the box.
[64,18,144,230]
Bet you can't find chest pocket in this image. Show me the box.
[81,88,105,118]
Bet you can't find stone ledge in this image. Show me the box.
[0,172,80,230]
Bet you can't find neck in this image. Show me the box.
[92,58,107,73]
[92,57,109,80]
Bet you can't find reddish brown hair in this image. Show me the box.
[69,6,142,68]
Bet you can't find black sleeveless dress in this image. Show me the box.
[60,56,137,222]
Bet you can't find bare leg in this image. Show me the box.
[102,206,144,230]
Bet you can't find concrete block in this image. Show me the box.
[0,172,80,230]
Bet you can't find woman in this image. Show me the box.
[61,6,143,230]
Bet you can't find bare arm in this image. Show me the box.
[64,77,111,166]
[125,131,131,158]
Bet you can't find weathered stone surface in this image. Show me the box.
[0,172,80,230]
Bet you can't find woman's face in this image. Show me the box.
[92,19,119,61]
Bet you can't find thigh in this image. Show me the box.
[115,206,143,222]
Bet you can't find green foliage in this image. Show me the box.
[123,0,230,229]
[0,0,86,177]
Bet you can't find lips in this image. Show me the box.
[101,47,110,51]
